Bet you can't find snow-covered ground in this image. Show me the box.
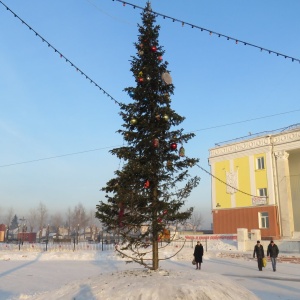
[0,240,300,300]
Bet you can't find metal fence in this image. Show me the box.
[0,239,209,252]
[0,241,116,252]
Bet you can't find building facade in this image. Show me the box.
[209,125,300,239]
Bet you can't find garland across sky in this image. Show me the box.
[112,0,300,64]
[0,0,120,105]
[1,0,299,109]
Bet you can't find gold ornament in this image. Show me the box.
[130,118,137,125]
[163,114,169,121]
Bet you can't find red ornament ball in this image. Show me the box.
[138,78,144,83]
[151,46,157,52]
[144,180,150,188]
[153,138,159,148]
[170,142,177,150]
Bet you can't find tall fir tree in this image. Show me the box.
[10,214,19,230]
[96,2,200,270]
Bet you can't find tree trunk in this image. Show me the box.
[152,238,159,270]
[152,186,159,270]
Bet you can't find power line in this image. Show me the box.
[0,0,121,105]
[112,0,300,64]
[190,109,300,133]
[1,108,299,168]
[196,164,267,199]
[0,146,121,168]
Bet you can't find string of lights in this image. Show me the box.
[0,0,121,105]
[196,164,267,199]
[112,0,300,64]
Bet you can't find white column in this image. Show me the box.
[275,151,294,238]
[230,160,236,208]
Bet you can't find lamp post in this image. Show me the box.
[46,224,49,251]
[77,224,79,245]
[17,225,21,250]
[5,224,9,243]
[19,217,26,245]
[72,229,76,251]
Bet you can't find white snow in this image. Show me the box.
[0,240,299,300]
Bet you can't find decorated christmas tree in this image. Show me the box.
[96,2,200,270]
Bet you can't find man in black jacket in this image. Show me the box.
[267,240,279,272]
[253,240,265,271]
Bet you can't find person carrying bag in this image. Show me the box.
[253,240,265,271]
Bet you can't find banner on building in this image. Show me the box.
[252,196,267,206]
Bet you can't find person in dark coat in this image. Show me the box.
[267,240,279,272]
[193,241,204,270]
[253,240,265,271]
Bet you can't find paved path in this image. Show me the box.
[163,255,300,300]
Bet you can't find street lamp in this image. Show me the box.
[77,224,79,245]
[17,225,21,250]
[19,217,26,245]
[46,224,49,251]
[6,224,9,243]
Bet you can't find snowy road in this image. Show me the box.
[0,252,300,299]
[162,256,300,300]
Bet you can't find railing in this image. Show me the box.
[0,241,116,252]
[0,234,237,252]
[0,240,209,252]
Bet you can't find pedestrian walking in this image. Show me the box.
[193,241,204,270]
[253,240,264,271]
[267,240,279,272]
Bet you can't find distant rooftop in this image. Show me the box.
[215,123,300,147]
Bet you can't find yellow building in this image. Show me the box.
[209,125,300,239]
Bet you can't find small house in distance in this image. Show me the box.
[209,124,300,240]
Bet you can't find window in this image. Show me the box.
[257,157,265,170]
[258,188,267,197]
[259,212,269,228]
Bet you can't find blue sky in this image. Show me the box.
[1,0,300,228]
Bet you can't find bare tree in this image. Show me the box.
[87,209,98,227]
[187,210,204,232]
[36,202,48,239]
[4,207,14,226]
[0,206,2,224]
[87,209,100,240]
[65,207,72,236]
[72,203,88,240]
[27,208,38,232]
[50,212,63,236]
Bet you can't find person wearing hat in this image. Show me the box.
[253,240,265,271]
[193,241,204,270]
[267,240,279,272]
